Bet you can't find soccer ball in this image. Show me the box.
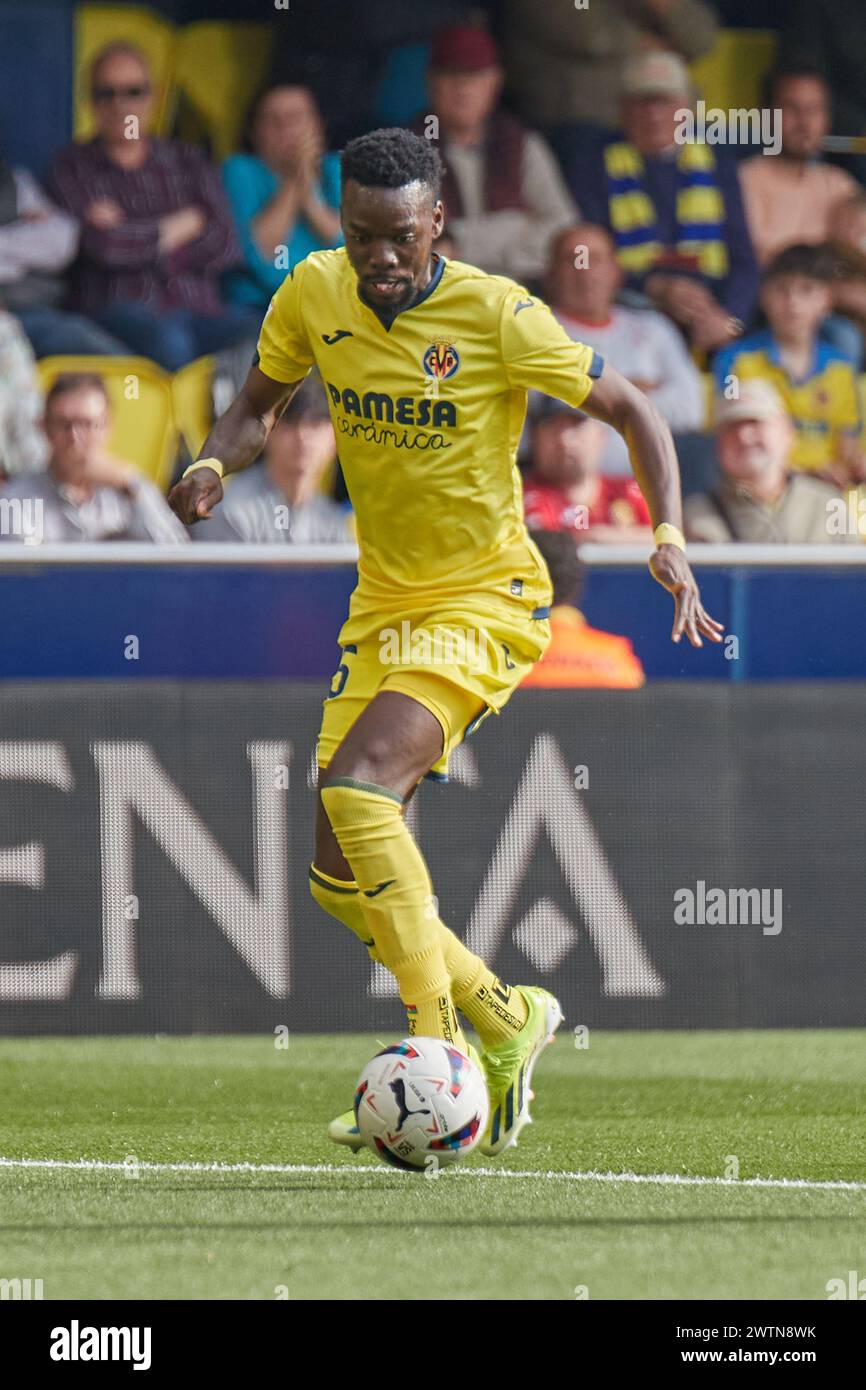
[354,1038,489,1171]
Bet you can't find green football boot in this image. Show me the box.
[479,987,564,1156]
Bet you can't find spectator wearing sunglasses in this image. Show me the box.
[47,43,258,371]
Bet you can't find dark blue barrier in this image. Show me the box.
[0,3,73,178]
[583,564,866,680]
[1,548,864,680]
[0,561,353,680]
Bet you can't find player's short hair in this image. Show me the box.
[529,530,585,608]
[762,243,836,285]
[341,128,442,200]
[44,373,110,413]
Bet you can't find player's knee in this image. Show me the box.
[320,740,403,796]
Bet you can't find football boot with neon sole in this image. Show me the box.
[478,986,564,1156]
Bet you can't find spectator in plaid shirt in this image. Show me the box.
[49,42,259,370]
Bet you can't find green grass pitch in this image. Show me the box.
[1,1031,864,1300]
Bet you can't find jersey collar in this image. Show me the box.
[358,254,446,332]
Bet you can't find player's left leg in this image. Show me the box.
[313,764,532,1048]
[319,688,468,1052]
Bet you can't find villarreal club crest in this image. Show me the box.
[422,340,461,382]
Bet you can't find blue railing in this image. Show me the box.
[1,544,864,681]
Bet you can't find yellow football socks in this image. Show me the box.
[319,777,467,1052]
[440,933,528,1046]
[308,864,380,962]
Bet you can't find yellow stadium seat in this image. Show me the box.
[701,372,715,430]
[37,356,177,491]
[173,22,274,162]
[690,30,779,114]
[74,6,176,140]
[171,354,215,460]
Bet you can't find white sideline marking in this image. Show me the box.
[0,1157,864,1191]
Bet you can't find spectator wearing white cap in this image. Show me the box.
[684,381,855,543]
[560,51,760,353]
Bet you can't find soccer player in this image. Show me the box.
[169,129,722,1156]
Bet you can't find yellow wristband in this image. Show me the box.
[182,457,224,480]
[653,522,686,551]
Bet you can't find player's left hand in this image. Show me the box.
[649,544,724,648]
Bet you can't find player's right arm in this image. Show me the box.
[168,366,304,523]
[169,261,316,524]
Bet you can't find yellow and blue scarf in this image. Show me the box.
[604,141,729,280]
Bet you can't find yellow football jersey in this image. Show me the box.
[256,249,602,611]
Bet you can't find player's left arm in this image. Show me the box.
[581,361,723,648]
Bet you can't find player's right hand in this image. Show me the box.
[168,467,223,524]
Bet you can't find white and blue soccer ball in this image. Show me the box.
[354,1038,488,1171]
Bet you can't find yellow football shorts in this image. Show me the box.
[316,595,552,781]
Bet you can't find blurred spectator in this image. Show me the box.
[539,222,704,476]
[781,1,866,158]
[268,0,479,147]
[714,245,864,485]
[409,26,576,283]
[48,43,255,371]
[684,381,854,543]
[828,192,866,353]
[505,0,718,133]
[523,530,645,688]
[562,52,759,352]
[0,156,123,358]
[191,376,347,544]
[0,373,187,544]
[739,68,859,269]
[523,399,652,544]
[0,311,48,478]
[223,85,342,309]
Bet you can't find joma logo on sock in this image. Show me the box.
[50,1321,152,1371]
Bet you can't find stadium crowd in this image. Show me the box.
[1,2,865,678]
